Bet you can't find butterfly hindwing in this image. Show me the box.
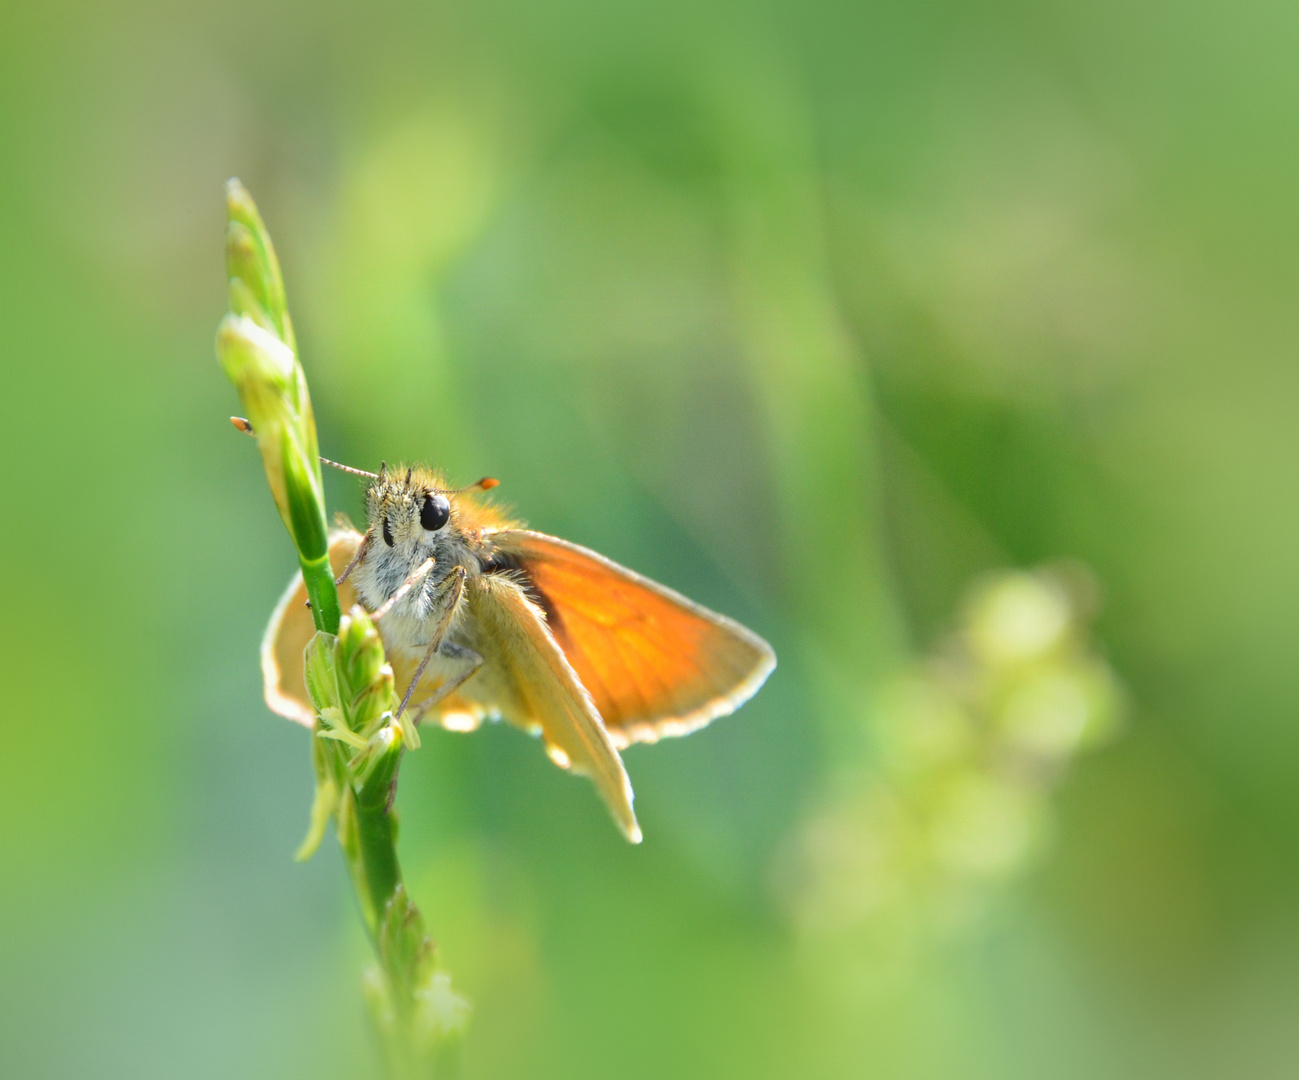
[262,529,363,726]
[463,572,641,841]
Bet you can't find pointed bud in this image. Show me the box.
[351,667,396,734]
[216,312,295,390]
[227,273,276,335]
[335,608,387,722]
[225,177,292,348]
[353,722,404,801]
[303,631,340,714]
[216,312,329,567]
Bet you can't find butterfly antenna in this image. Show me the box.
[230,417,380,480]
[320,456,380,480]
[433,477,500,494]
[230,419,493,490]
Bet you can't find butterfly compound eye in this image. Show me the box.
[420,493,451,532]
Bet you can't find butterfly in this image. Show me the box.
[261,459,776,842]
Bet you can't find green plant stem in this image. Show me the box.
[221,179,464,1075]
[300,552,342,635]
[356,802,402,933]
[352,743,405,936]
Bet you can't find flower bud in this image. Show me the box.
[303,631,341,715]
[351,667,396,734]
[336,608,387,715]
[224,177,291,347]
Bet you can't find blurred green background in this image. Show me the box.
[3,0,1298,1077]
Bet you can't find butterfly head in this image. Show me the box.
[365,464,459,557]
[356,465,503,605]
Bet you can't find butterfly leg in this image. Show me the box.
[370,557,436,621]
[409,642,484,723]
[334,530,371,587]
[393,566,468,721]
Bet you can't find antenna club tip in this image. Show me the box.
[479,477,500,490]
[230,416,254,434]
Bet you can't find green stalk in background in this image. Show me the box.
[216,179,467,1078]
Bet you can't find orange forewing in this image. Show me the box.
[488,530,776,749]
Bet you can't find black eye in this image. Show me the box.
[420,493,451,531]
[381,516,394,547]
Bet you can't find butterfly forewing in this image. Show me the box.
[489,530,776,749]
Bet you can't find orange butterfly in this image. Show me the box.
[263,462,775,842]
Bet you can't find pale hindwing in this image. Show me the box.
[490,530,776,749]
[465,573,641,843]
[261,528,364,726]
